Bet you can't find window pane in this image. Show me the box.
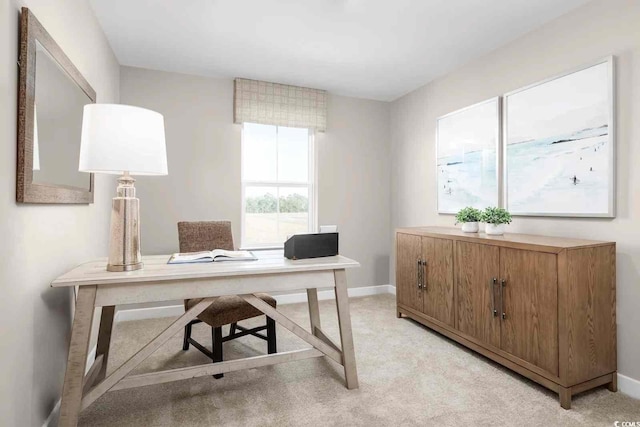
[243,123,277,181]
[244,186,278,246]
[278,126,309,182]
[277,187,309,243]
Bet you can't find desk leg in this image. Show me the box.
[59,285,97,427]
[306,288,321,334]
[333,269,359,390]
[95,305,115,381]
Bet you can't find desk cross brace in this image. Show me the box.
[79,270,357,411]
[59,269,358,427]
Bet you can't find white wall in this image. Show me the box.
[0,1,119,426]
[390,0,640,383]
[120,66,391,289]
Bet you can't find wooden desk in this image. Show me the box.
[52,253,360,427]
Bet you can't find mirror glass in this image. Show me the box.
[32,41,92,189]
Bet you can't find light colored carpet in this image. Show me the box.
[78,294,639,426]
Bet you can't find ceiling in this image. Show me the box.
[89,0,591,101]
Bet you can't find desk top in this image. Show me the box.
[51,252,360,288]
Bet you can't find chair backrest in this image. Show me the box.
[177,221,235,252]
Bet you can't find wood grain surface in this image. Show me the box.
[52,253,359,288]
[562,245,616,385]
[455,241,500,348]
[396,233,423,312]
[396,226,612,253]
[17,8,95,204]
[396,228,616,407]
[59,286,97,427]
[500,247,558,376]
[423,237,454,326]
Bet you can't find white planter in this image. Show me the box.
[485,223,505,235]
[461,222,479,233]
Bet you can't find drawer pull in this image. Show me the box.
[500,279,506,320]
[490,277,497,317]
[422,259,427,291]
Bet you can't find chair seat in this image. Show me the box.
[186,294,276,328]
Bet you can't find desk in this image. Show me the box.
[52,253,360,427]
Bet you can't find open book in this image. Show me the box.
[168,249,257,264]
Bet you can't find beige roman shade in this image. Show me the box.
[234,78,327,132]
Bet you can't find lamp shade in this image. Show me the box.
[79,104,168,175]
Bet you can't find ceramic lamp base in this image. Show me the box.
[107,173,143,272]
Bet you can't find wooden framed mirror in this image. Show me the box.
[17,7,96,204]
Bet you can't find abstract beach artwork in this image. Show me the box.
[436,98,499,213]
[504,58,614,217]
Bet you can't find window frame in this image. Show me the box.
[240,123,317,249]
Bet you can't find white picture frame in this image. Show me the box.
[503,57,615,217]
[436,97,501,214]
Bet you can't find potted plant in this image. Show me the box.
[480,207,512,235]
[455,207,482,233]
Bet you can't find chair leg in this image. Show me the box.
[229,322,237,337]
[267,316,277,354]
[182,322,192,351]
[212,326,224,379]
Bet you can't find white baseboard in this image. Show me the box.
[42,284,394,426]
[114,284,395,323]
[42,399,60,427]
[274,284,395,305]
[618,373,640,400]
[43,283,637,426]
[42,370,640,427]
[85,345,97,373]
[42,344,97,427]
[115,304,185,322]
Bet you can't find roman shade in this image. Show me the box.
[234,78,327,132]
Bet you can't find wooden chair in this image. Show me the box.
[177,221,277,378]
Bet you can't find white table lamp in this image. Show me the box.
[79,104,168,272]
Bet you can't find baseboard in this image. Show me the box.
[114,284,395,323]
[115,304,185,322]
[42,284,394,426]
[43,282,636,426]
[274,284,395,305]
[85,345,97,373]
[42,285,640,427]
[618,373,640,400]
[42,399,60,427]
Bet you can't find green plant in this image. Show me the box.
[480,207,512,225]
[455,207,482,224]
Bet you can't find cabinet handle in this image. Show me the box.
[417,259,423,290]
[500,279,506,320]
[422,259,427,291]
[490,278,497,317]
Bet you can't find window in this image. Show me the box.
[241,123,316,248]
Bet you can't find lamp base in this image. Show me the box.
[107,173,143,272]
[107,262,144,272]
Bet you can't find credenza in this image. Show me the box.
[395,226,616,409]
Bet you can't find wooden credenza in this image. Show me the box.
[396,227,616,409]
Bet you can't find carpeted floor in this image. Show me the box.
[78,294,639,426]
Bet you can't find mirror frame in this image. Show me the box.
[17,7,96,204]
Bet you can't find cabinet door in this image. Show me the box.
[500,247,558,376]
[423,237,454,326]
[455,241,500,348]
[396,233,423,312]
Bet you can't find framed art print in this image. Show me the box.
[436,97,500,214]
[504,57,615,217]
